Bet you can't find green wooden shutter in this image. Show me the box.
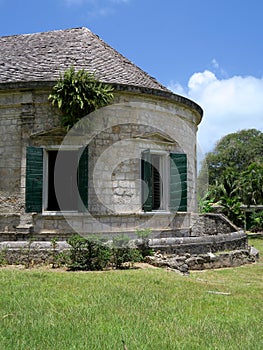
[141,149,153,212]
[170,153,187,212]
[78,146,89,211]
[25,146,43,213]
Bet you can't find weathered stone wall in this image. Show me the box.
[0,91,23,212]
[83,92,199,214]
[0,88,61,215]
[88,123,178,214]
[0,85,200,240]
[190,213,239,236]
[0,214,20,240]
[0,240,257,271]
[149,231,248,255]
[0,241,69,265]
[31,212,189,241]
[147,246,259,274]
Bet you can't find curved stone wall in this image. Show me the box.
[0,83,202,240]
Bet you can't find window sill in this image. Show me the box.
[139,210,172,215]
[42,211,84,216]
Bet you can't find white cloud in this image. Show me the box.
[87,6,114,18]
[188,70,217,90]
[167,81,186,96]
[211,58,219,70]
[211,58,228,78]
[63,0,130,18]
[169,71,263,156]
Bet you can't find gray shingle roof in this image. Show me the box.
[0,27,169,92]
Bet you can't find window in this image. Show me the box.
[141,150,166,211]
[25,146,88,213]
[169,153,187,212]
[151,154,162,210]
[46,150,78,211]
[141,150,187,212]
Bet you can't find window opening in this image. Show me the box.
[47,150,79,211]
[141,151,166,212]
[152,154,162,210]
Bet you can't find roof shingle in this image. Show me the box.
[0,27,169,92]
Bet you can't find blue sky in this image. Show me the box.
[0,0,262,155]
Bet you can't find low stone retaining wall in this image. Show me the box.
[0,239,259,273]
[0,214,20,240]
[149,231,248,255]
[0,214,256,270]
[190,213,239,236]
[147,246,259,274]
[0,241,70,266]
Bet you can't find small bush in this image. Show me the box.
[67,232,154,271]
[250,211,263,232]
[111,234,142,269]
[67,235,111,271]
[135,228,153,259]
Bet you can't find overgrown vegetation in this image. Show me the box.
[0,238,262,349]
[250,211,263,232]
[198,129,263,229]
[111,234,141,269]
[67,230,153,271]
[135,228,153,258]
[67,235,111,271]
[48,67,114,129]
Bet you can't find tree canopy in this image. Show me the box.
[198,129,263,226]
[205,129,263,183]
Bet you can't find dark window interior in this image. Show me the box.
[47,150,78,211]
[152,155,162,210]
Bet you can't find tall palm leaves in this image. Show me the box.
[49,67,114,129]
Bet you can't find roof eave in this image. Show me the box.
[0,80,203,123]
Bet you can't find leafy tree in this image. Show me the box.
[198,129,263,226]
[237,162,263,206]
[250,211,263,232]
[49,67,114,129]
[204,129,263,185]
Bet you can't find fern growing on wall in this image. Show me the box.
[48,67,114,129]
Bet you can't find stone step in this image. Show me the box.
[15,225,33,235]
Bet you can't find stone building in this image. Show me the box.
[1,27,235,247]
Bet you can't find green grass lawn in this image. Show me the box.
[0,239,262,350]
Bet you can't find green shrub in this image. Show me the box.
[135,228,153,259]
[67,235,111,271]
[67,232,154,271]
[250,211,263,232]
[111,234,142,269]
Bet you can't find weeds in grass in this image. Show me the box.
[23,237,35,268]
[50,237,58,269]
[135,228,153,259]
[0,247,7,266]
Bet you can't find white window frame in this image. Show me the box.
[42,145,81,214]
[141,149,169,212]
